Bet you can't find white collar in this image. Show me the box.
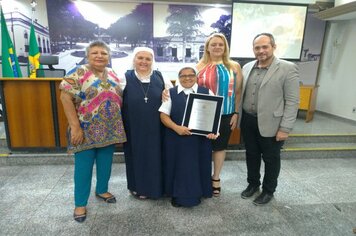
[177,83,198,95]
[134,70,153,83]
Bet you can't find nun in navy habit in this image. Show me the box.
[159,67,218,207]
[122,47,173,199]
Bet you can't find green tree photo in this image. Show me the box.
[210,15,232,45]
[166,5,203,62]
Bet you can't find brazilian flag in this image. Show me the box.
[1,8,22,77]
[28,24,43,78]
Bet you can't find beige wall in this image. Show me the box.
[316,19,356,121]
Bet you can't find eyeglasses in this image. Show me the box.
[179,74,196,79]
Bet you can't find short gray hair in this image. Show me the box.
[85,41,111,57]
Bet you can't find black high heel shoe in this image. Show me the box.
[95,192,117,203]
[212,178,221,196]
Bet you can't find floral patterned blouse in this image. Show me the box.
[59,65,126,153]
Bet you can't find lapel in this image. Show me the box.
[260,57,279,89]
[242,60,256,96]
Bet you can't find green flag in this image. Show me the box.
[1,8,22,77]
[28,24,42,78]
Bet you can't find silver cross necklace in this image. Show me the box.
[140,82,150,103]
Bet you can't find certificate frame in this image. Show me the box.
[182,93,223,136]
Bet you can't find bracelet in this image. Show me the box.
[232,112,239,115]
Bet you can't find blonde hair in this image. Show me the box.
[199,33,234,70]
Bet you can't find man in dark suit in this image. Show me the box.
[240,33,300,205]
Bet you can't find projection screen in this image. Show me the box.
[230,1,308,60]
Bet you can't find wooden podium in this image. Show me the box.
[228,128,241,145]
[0,78,68,150]
[299,85,318,122]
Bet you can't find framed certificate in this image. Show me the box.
[182,93,223,136]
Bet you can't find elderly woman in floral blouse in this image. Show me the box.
[60,41,126,223]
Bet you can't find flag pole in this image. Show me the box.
[28,0,42,78]
[30,0,37,24]
[1,2,23,77]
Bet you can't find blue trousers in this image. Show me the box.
[74,145,115,207]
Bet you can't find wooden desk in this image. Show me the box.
[0,78,67,150]
[299,85,318,122]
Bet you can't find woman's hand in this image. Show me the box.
[60,91,84,146]
[70,126,84,146]
[174,126,192,136]
[206,133,219,140]
[230,113,239,130]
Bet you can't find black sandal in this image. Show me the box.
[96,193,116,203]
[212,178,221,196]
[73,208,87,223]
[130,191,147,200]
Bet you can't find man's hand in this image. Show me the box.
[162,89,170,102]
[276,130,289,141]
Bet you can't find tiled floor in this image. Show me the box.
[0,159,355,235]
